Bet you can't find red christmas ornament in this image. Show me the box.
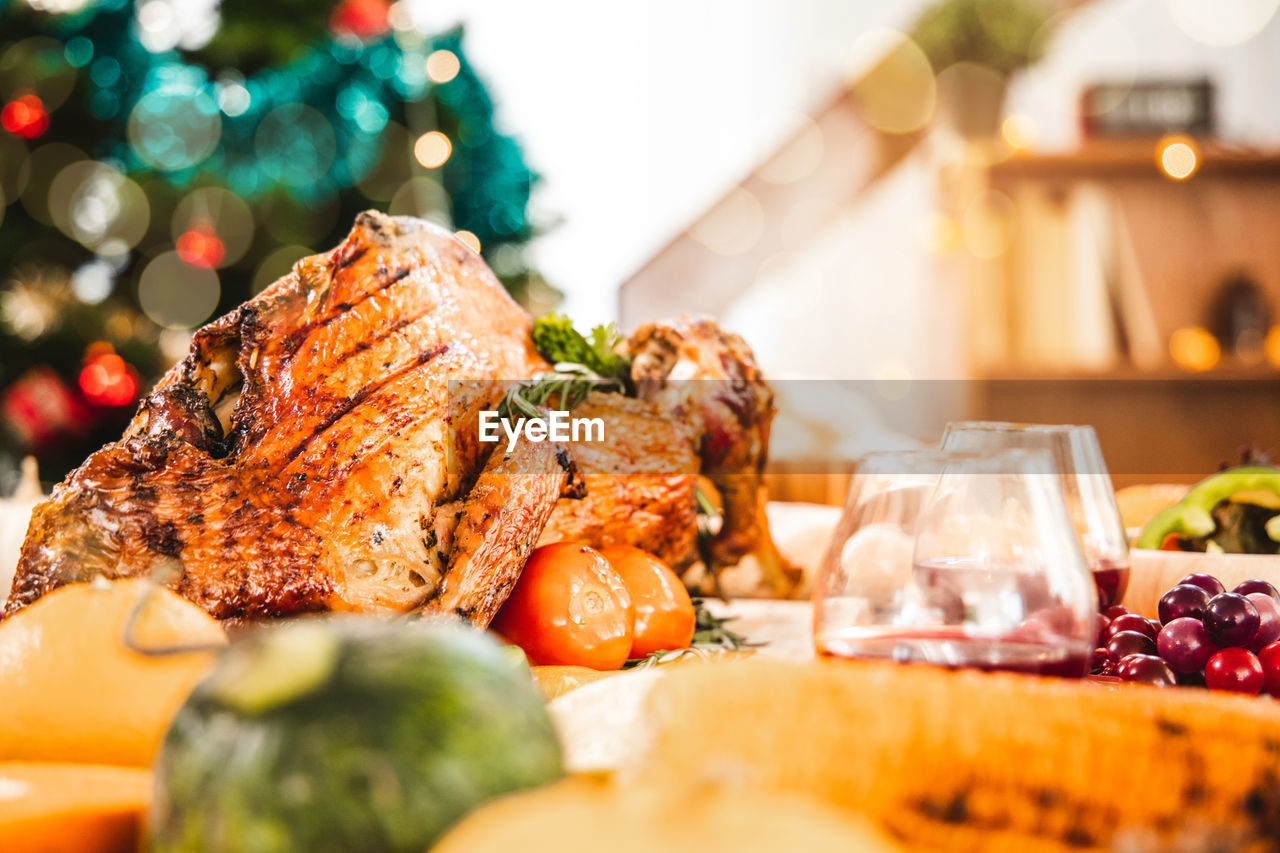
[1,368,90,449]
[330,0,391,39]
[1,94,49,139]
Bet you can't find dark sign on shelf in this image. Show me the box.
[1082,79,1214,138]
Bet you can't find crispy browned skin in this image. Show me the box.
[539,393,700,567]
[7,216,790,624]
[625,316,800,595]
[7,212,552,622]
[431,437,579,623]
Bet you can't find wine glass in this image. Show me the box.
[940,422,1130,610]
[813,449,1097,678]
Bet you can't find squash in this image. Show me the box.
[152,618,563,853]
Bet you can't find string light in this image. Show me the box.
[79,351,137,407]
[176,226,226,268]
[1001,114,1037,151]
[1169,326,1220,372]
[1158,136,1199,180]
[414,130,451,168]
[425,49,460,84]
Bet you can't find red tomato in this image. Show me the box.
[599,545,695,658]
[492,542,634,670]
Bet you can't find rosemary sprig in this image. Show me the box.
[622,598,757,669]
[496,362,624,422]
[690,598,753,650]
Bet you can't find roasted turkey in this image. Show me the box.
[5,212,793,626]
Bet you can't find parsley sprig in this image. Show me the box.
[497,314,632,421]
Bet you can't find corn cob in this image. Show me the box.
[628,659,1280,853]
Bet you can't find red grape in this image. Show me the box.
[1103,605,1131,621]
[1156,617,1218,673]
[1104,613,1158,642]
[1234,579,1280,603]
[1205,648,1264,694]
[1245,592,1280,652]
[1091,647,1117,675]
[1106,630,1156,659]
[1116,654,1176,686]
[1158,584,1210,624]
[1258,642,1280,697]
[1179,573,1226,596]
[1204,593,1260,648]
[1093,613,1110,646]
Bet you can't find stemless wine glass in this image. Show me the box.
[813,449,1097,678]
[941,422,1130,610]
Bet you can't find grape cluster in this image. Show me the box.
[1091,573,1280,695]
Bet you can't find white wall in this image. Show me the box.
[408,0,927,327]
[412,0,1280,376]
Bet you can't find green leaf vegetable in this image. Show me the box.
[531,314,631,381]
[497,315,632,422]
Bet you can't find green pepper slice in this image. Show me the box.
[1135,466,1280,552]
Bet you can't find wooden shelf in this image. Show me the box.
[977,363,1280,383]
[988,140,1280,182]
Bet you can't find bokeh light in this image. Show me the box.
[138,251,220,329]
[176,226,225,268]
[70,258,115,304]
[79,351,137,407]
[127,85,222,172]
[689,188,764,256]
[251,244,311,294]
[2,95,49,139]
[0,37,77,112]
[454,229,480,253]
[847,28,936,135]
[136,0,180,53]
[1158,136,1199,180]
[413,130,452,168]
[425,49,460,84]
[389,175,450,223]
[215,78,251,117]
[1265,326,1280,369]
[171,187,254,267]
[1168,0,1279,47]
[1169,326,1221,372]
[19,143,86,225]
[23,0,90,11]
[1001,114,1037,151]
[255,103,337,188]
[48,160,150,251]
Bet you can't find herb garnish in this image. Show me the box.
[623,599,756,669]
[496,315,632,421]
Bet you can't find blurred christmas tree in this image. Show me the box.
[0,0,558,484]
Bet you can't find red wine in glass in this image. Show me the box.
[1091,558,1130,611]
[814,559,1092,679]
